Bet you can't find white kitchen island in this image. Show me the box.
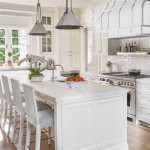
[3,72,128,150]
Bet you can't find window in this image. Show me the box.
[0,29,5,62]
[42,30,52,53]
[42,16,52,25]
[11,29,28,63]
[0,28,28,64]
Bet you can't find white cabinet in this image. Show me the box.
[92,5,101,22]
[92,21,101,53]
[136,81,150,124]
[60,96,127,150]
[59,30,81,70]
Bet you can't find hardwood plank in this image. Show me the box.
[0,120,150,150]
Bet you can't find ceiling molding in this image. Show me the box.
[0,0,93,8]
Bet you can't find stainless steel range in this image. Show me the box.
[98,72,150,122]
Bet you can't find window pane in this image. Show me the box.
[12,47,20,63]
[0,48,5,62]
[47,31,51,37]
[13,47,19,55]
[47,45,51,52]
[0,38,5,45]
[12,30,18,37]
[42,16,46,25]
[12,38,18,45]
[0,29,5,37]
[42,38,46,44]
[47,38,51,45]
[42,45,46,52]
[47,17,51,25]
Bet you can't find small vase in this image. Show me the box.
[107,67,113,73]
[7,61,12,66]
[30,75,44,82]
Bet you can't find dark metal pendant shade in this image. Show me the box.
[55,0,83,30]
[29,0,47,36]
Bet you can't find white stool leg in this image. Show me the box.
[17,115,25,149]
[35,124,41,150]
[25,121,31,150]
[48,127,51,145]
[11,111,18,143]
[3,102,7,129]
[0,98,4,127]
[7,106,13,137]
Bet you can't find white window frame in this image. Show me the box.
[0,26,29,64]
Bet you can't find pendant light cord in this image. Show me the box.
[70,0,72,11]
[66,0,73,11]
[66,0,69,11]
[36,0,41,22]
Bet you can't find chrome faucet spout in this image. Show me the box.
[51,64,64,82]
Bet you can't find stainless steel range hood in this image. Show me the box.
[55,0,83,30]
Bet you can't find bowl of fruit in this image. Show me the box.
[65,75,85,88]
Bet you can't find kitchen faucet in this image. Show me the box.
[51,64,64,82]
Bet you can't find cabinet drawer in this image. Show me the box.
[137,93,150,105]
[138,104,150,123]
[136,84,150,93]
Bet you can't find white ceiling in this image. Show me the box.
[0,0,92,8]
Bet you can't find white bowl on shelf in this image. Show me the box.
[66,81,81,88]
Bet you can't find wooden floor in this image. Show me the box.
[128,121,150,150]
[0,121,150,150]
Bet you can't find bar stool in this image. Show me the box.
[11,78,53,149]
[0,79,5,126]
[23,83,54,150]
[1,75,15,136]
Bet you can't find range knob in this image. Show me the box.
[106,79,110,82]
[123,81,126,85]
[109,80,113,84]
[118,81,121,85]
[102,78,105,81]
[128,82,132,86]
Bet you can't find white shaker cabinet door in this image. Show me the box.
[59,30,81,70]
[62,101,94,150]
[93,21,101,52]
[59,30,70,54]
[61,96,126,150]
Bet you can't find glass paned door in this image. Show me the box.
[0,29,6,62]
[0,28,28,65]
[42,30,52,53]
[11,29,28,63]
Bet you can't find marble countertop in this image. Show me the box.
[1,71,128,103]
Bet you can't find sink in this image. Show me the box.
[60,71,80,77]
[56,80,65,83]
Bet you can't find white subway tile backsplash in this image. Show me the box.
[102,55,150,74]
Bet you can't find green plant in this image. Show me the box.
[8,52,12,58]
[28,68,45,80]
[0,53,4,61]
[13,53,20,62]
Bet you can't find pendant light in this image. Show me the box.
[29,0,47,36]
[55,0,83,30]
